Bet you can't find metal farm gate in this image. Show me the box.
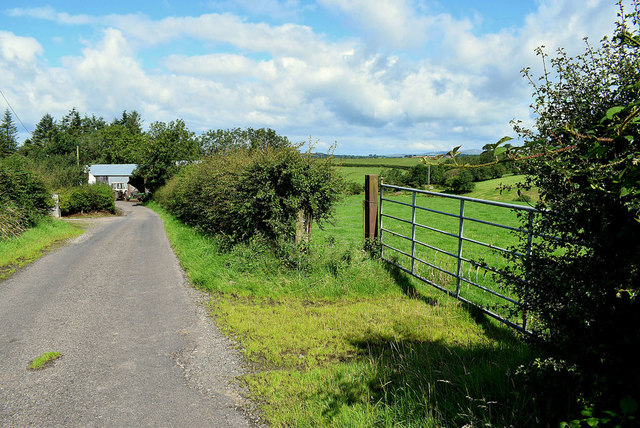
[377,182,536,333]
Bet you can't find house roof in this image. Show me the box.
[88,164,137,177]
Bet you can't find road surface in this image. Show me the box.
[0,202,256,427]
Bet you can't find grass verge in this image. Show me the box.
[148,200,538,426]
[0,217,83,281]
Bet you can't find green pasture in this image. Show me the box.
[338,166,386,182]
[469,174,538,203]
[323,191,531,327]
[334,157,422,168]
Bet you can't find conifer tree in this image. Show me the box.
[0,109,18,158]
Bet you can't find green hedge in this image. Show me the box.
[59,184,115,216]
[155,145,342,244]
[0,157,53,239]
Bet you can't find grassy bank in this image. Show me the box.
[150,199,539,426]
[0,217,83,280]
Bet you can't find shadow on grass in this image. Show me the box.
[382,261,439,306]
[318,334,539,427]
[383,261,522,344]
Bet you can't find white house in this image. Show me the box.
[87,164,139,198]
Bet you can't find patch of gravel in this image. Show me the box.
[168,229,264,426]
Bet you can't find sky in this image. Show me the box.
[0,0,621,155]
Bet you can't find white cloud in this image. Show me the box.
[0,1,624,154]
[7,6,95,25]
[206,0,308,21]
[0,31,43,64]
[318,0,431,48]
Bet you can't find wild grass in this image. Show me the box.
[149,197,540,426]
[0,217,83,280]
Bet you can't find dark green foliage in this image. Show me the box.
[380,167,407,186]
[504,0,640,418]
[428,164,446,185]
[19,155,85,190]
[25,113,57,157]
[0,156,53,237]
[199,127,291,155]
[344,181,364,195]
[18,109,145,185]
[90,124,145,164]
[58,184,115,216]
[445,169,475,193]
[156,143,342,245]
[405,163,429,187]
[113,110,143,134]
[133,119,200,193]
[0,109,18,158]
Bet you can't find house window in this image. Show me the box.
[112,182,126,190]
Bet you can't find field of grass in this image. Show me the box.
[338,166,387,183]
[335,157,422,168]
[0,217,84,280]
[378,191,531,327]
[149,199,540,426]
[468,175,538,204]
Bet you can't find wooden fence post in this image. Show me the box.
[364,175,379,240]
[295,209,313,245]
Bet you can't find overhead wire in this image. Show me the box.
[0,89,31,135]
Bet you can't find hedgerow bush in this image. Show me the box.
[500,1,640,421]
[59,184,115,216]
[0,156,52,238]
[445,169,475,193]
[155,144,342,245]
[344,181,364,195]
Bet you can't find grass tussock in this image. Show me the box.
[148,199,538,426]
[0,217,83,280]
[28,351,62,370]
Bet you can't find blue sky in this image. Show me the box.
[0,0,619,155]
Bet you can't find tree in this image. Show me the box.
[444,169,474,193]
[0,109,18,158]
[405,163,430,187]
[46,108,81,156]
[114,110,143,135]
[60,107,82,134]
[504,0,640,417]
[81,114,106,133]
[82,123,144,164]
[32,113,58,147]
[199,127,291,155]
[134,119,200,193]
[24,113,58,158]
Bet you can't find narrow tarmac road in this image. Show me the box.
[0,202,256,427]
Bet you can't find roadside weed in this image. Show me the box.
[28,351,62,370]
